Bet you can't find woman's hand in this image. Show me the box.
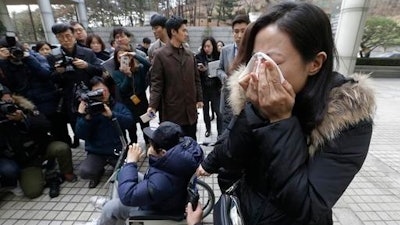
[102,104,112,118]
[239,61,295,122]
[196,165,211,177]
[126,143,144,163]
[119,65,132,76]
[78,101,87,114]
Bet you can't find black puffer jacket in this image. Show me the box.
[201,67,376,225]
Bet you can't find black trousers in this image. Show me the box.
[202,87,222,135]
[122,93,150,144]
[180,123,197,141]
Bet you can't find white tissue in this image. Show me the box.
[239,52,285,83]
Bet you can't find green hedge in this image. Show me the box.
[356,58,400,66]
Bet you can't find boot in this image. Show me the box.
[71,136,80,148]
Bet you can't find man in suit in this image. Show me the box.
[217,14,250,132]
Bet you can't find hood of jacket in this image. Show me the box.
[228,65,376,155]
[150,136,204,178]
[12,95,37,112]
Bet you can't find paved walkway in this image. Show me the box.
[0,78,400,225]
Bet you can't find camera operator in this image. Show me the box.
[51,23,103,148]
[0,85,76,198]
[75,76,133,188]
[0,34,71,146]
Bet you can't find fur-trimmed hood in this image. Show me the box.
[11,95,37,112]
[228,65,376,155]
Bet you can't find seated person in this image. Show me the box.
[75,76,133,188]
[83,121,204,224]
[0,84,76,198]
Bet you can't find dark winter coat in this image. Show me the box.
[201,66,376,225]
[195,53,222,93]
[75,99,133,156]
[111,54,150,98]
[149,43,203,125]
[0,55,59,115]
[0,95,52,167]
[51,44,103,116]
[118,136,204,213]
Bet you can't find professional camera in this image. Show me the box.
[54,54,75,72]
[74,82,105,115]
[5,32,24,61]
[0,101,18,117]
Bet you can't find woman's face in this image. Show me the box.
[38,44,52,56]
[254,24,312,93]
[90,38,102,53]
[203,40,213,56]
[217,42,224,52]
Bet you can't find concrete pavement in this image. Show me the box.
[0,77,400,225]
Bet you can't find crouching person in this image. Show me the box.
[0,85,75,198]
[84,121,204,225]
[75,76,134,189]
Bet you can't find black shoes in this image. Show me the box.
[71,136,80,148]
[89,178,100,189]
[48,177,61,198]
[205,130,211,137]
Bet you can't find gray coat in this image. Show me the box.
[217,44,236,131]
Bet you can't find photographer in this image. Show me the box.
[0,35,70,146]
[111,47,150,145]
[0,85,76,198]
[75,76,133,188]
[51,23,103,148]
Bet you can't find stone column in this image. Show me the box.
[0,0,17,32]
[37,0,57,44]
[335,0,370,75]
[76,0,88,28]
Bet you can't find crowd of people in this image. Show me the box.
[0,2,376,225]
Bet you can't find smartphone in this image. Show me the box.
[120,55,130,69]
[140,111,156,123]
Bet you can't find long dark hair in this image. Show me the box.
[200,36,220,60]
[233,2,338,135]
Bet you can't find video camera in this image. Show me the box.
[5,32,24,61]
[74,82,105,115]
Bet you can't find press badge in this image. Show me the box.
[130,94,141,105]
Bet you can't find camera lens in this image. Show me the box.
[10,47,24,60]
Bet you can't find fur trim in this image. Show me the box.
[227,66,376,155]
[12,95,36,111]
[228,65,247,116]
[308,73,376,155]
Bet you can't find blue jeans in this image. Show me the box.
[0,158,20,188]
